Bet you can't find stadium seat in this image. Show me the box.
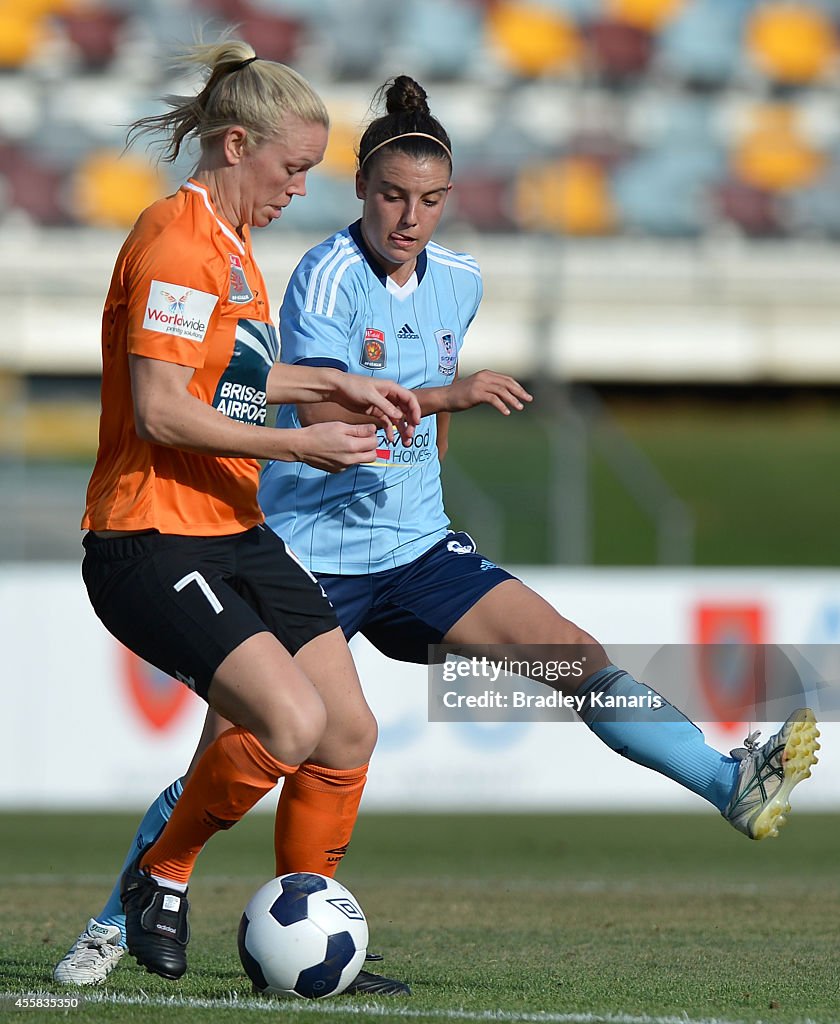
[655,0,752,87]
[0,75,41,140]
[585,17,655,84]
[514,156,617,235]
[787,163,840,238]
[56,7,127,71]
[450,173,517,231]
[318,119,359,179]
[0,7,47,68]
[393,0,485,80]
[486,1,583,78]
[71,148,166,228]
[532,0,602,18]
[746,2,838,86]
[732,103,826,192]
[231,10,303,64]
[715,178,786,236]
[0,145,73,225]
[611,144,726,236]
[311,0,393,81]
[276,171,360,231]
[606,0,685,33]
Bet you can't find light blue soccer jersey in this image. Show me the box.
[259,220,482,574]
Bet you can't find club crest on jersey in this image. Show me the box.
[435,329,457,376]
[361,327,387,369]
[228,254,253,303]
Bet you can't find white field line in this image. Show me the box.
[6,990,827,1024]
[0,875,802,896]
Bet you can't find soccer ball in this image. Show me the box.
[238,872,368,999]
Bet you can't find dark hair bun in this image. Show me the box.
[385,76,429,116]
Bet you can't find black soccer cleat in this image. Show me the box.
[343,968,411,996]
[120,852,190,980]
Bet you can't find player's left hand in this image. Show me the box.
[330,375,420,444]
[448,370,533,416]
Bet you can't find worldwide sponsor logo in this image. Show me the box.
[360,327,386,369]
[435,328,457,376]
[396,322,420,339]
[143,279,218,342]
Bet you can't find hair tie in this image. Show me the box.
[231,55,258,72]
[360,132,452,169]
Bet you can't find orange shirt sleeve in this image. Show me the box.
[124,234,225,370]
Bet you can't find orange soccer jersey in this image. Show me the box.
[83,180,279,535]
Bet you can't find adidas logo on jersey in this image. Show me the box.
[396,323,420,340]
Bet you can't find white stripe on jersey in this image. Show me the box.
[234,322,276,368]
[426,241,480,272]
[183,181,245,255]
[427,253,482,279]
[305,235,356,315]
[324,254,363,317]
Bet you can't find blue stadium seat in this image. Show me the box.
[273,172,360,232]
[656,0,753,87]
[611,144,727,236]
[788,162,840,238]
[393,0,484,80]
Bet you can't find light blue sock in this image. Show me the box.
[577,666,739,812]
[96,778,184,945]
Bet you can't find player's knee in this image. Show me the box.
[347,708,378,763]
[259,693,328,766]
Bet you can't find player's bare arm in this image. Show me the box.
[129,354,380,471]
[417,368,533,417]
[268,363,419,444]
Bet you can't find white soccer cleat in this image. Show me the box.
[723,708,820,840]
[53,918,125,986]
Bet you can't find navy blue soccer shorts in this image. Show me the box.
[315,531,516,664]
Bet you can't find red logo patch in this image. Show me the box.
[121,645,192,731]
[694,603,765,731]
[361,328,386,369]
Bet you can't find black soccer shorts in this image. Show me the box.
[82,524,338,700]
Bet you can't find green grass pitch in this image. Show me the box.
[1,811,837,1024]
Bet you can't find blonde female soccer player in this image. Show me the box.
[69,42,420,988]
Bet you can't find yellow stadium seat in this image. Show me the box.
[514,157,617,235]
[733,104,825,192]
[487,1,582,77]
[318,120,359,178]
[0,9,45,67]
[606,0,685,33]
[71,150,165,229]
[746,2,837,85]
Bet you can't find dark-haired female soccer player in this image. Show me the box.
[56,74,819,995]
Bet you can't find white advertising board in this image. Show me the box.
[1,564,837,811]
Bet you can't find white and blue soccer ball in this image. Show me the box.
[238,872,368,999]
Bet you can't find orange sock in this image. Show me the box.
[141,727,297,885]
[274,761,368,877]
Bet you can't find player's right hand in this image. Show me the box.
[295,421,380,472]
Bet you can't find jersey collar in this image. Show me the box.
[348,220,427,287]
[183,179,246,256]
